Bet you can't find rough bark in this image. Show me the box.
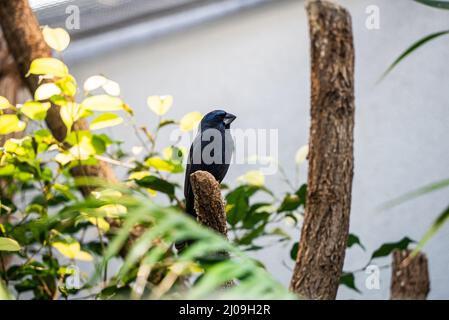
[0,27,23,146]
[290,0,355,300]
[190,171,228,238]
[0,0,117,196]
[390,250,430,300]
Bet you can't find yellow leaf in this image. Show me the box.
[89,113,123,130]
[56,75,77,96]
[128,171,150,180]
[0,115,26,135]
[145,157,183,173]
[0,237,21,252]
[92,189,123,199]
[60,102,84,131]
[42,26,70,52]
[179,111,202,132]
[295,145,309,165]
[68,135,96,160]
[28,58,68,78]
[52,242,93,261]
[147,95,172,116]
[0,96,12,110]
[83,214,110,232]
[81,95,124,111]
[237,170,265,187]
[34,83,61,101]
[20,101,51,120]
[96,204,127,217]
[83,75,107,92]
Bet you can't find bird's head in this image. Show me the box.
[201,110,236,129]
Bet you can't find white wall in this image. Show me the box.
[69,0,449,299]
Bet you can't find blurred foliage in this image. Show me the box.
[381,0,449,258]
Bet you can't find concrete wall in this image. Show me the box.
[68,0,449,299]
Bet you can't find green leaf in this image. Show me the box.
[411,204,449,257]
[381,178,449,209]
[340,272,361,293]
[414,0,449,10]
[371,237,415,260]
[0,237,21,251]
[347,234,366,251]
[0,115,26,135]
[290,242,299,260]
[20,101,51,120]
[277,184,306,213]
[28,58,68,78]
[380,30,449,80]
[0,164,15,176]
[134,175,175,196]
[90,113,123,131]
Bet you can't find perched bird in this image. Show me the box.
[177,110,236,250]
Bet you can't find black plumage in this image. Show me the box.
[184,110,236,220]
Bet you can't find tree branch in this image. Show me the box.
[290,0,355,300]
[390,250,430,300]
[0,0,117,197]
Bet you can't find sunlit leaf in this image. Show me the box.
[0,115,26,135]
[295,145,309,165]
[20,101,51,120]
[52,242,93,261]
[103,80,120,96]
[237,170,265,187]
[42,26,70,52]
[34,83,62,101]
[81,95,124,111]
[60,102,84,130]
[147,95,173,116]
[56,75,77,96]
[179,111,202,132]
[0,237,21,251]
[145,157,183,173]
[83,75,107,92]
[89,113,123,131]
[0,96,12,110]
[380,30,449,80]
[28,57,68,78]
[96,204,127,218]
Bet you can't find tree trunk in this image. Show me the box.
[390,250,430,300]
[0,0,117,196]
[290,0,355,300]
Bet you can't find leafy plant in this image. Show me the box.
[380,0,449,256]
[0,26,307,300]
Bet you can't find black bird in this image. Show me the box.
[177,110,236,250]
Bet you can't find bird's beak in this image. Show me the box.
[223,113,236,126]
